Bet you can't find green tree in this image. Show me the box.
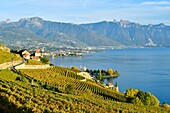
[99,70,104,83]
[137,91,160,106]
[40,57,49,64]
[125,88,160,106]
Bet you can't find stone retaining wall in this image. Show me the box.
[15,64,50,69]
[0,60,22,69]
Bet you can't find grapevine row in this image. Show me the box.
[19,67,126,102]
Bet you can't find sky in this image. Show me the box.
[0,0,170,25]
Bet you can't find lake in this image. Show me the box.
[50,47,170,104]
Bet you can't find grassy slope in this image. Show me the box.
[0,69,170,112]
[25,59,45,65]
[19,66,126,102]
[0,69,19,81]
[0,51,21,64]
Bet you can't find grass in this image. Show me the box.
[0,69,19,81]
[25,59,45,65]
[0,51,21,64]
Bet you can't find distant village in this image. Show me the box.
[11,47,101,61]
[9,47,119,91]
[10,47,97,59]
[11,48,43,61]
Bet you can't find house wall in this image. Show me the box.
[22,50,30,55]
[35,53,42,57]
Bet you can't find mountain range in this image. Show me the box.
[0,17,170,49]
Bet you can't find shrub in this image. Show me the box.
[15,76,28,82]
[65,85,74,94]
[162,103,170,109]
[125,88,139,99]
[125,88,160,106]
[71,66,79,71]
[107,68,114,75]
[40,57,49,64]
[26,59,44,65]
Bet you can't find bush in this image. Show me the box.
[125,88,160,106]
[125,88,139,99]
[26,59,44,65]
[65,85,74,94]
[107,68,114,75]
[40,57,50,64]
[15,76,28,82]
[162,103,170,109]
[71,66,79,71]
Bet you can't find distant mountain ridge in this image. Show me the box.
[80,20,170,46]
[0,17,170,49]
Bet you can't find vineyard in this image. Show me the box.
[0,69,170,112]
[19,66,126,102]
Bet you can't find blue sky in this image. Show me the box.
[0,0,170,25]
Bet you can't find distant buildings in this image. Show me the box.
[106,82,119,92]
[17,48,42,61]
[35,48,42,57]
[31,48,42,61]
[22,50,31,59]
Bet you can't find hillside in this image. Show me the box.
[1,17,170,49]
[0,17,121,48]
[0,67,170,112]
[0,43,10,52]
[0,44,21,64]
[80,21,170,46]
[0,27,52,49]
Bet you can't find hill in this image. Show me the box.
[0,67,170,112]
[80,20,170,46]
[0,44,21,64]
[1,17,170,49]
[0,17,121,49]
[0,43,10,52]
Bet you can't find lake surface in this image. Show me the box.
[50,47,170,104]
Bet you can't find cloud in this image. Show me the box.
[0,0,170,25]
[142,1,170,5]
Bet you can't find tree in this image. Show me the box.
[99,70,104,83]
[125,88,160,106]
[71,66,79,70]
[125,88,139,99]
[107,68,114,75]
[40,57,49,64]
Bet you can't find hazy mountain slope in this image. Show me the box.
[18,17,121,46]
[0,17,170,48]
[0,27,50,49]
[0,17,121,47]
[80,21,170,46]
